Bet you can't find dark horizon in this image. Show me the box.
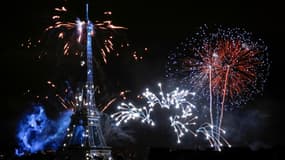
[0,0,284,159]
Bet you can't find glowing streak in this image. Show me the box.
[52,15,60,20]
[55,6,67,12]
[209,66,214,138]
[76,19,84,42]
[104,11,112,15]
[58,32,64,39]
[57,96,76,110]
[101,98,117,112]
[101,49,107,63]
[218,65,230,141]
[63,43,70,55]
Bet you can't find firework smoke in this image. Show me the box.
[15,105,73,156]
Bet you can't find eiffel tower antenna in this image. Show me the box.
[86,3,89,21]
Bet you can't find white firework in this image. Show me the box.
[110,102,155,126]
[111,83,198,144]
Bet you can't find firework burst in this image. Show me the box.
[111,83,198,144]
[166,25,270,150]
[44,3,127,64]
[111,102,155,126]
[22,1,148,64]
[167,25,269,107]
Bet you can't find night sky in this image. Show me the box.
[0,0,284,158]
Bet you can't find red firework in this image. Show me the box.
[167,26,270,149]
[184,39,263,99]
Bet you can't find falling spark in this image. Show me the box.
[196,123,231,151]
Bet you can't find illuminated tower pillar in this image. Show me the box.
[63,3,112,160]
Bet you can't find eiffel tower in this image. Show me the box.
[62,3,112,160]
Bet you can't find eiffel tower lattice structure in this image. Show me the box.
[62,3,112,160]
